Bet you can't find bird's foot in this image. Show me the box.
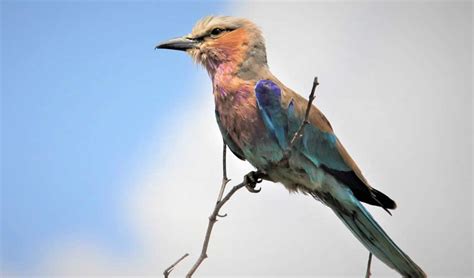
[244,171,266,193]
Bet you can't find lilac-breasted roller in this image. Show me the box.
[156,16,425,277]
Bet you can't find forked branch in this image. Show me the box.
[163,77,320,277]
[163,142,265,278]
[163,253,189,278]
[185,142,265,277]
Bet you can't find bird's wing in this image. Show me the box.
[255,79,395,211]
[215,110,246,160]
[255,80,288,150]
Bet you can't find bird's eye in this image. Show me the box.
[210,28,224,37]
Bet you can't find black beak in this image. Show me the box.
[155,37,198,51]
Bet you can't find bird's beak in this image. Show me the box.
[155,36,198,51]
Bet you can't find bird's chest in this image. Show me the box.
[214,86,284,168]
[214,88,261,146]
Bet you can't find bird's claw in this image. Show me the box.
[244,171,263,193]
[246,185,261,193]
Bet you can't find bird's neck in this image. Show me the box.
[211,61,272,98]
[207,35,272,102]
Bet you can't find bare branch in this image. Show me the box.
[163,253,189,278]
[186,170,264,277]
[183,141,265,277]
[365,252,373,278]
[216,142,230,203]
[287,76,319,152]
[165,77,320,277]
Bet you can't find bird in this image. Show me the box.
[156,16,426,277]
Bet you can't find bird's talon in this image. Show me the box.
[248,186,261,193]
[244,171,264,193]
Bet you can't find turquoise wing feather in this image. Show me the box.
[318,186,425,277]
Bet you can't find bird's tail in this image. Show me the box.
[315,186,426,277]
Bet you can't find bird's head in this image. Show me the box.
[156,16,268,77]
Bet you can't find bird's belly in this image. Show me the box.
[239,135,329,193]
[241,136,283,168]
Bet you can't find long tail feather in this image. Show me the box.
[314,186,426,277]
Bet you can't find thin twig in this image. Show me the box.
[365,252,373,278]
[287,76,319,152]
[163,253,189,278]
[216,142,230,202]
[222,141,228,180]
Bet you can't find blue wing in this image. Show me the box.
[255,79,349,171]
[300,124,351,171]
[255,79,395,210]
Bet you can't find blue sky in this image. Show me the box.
[1,1,226,274]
